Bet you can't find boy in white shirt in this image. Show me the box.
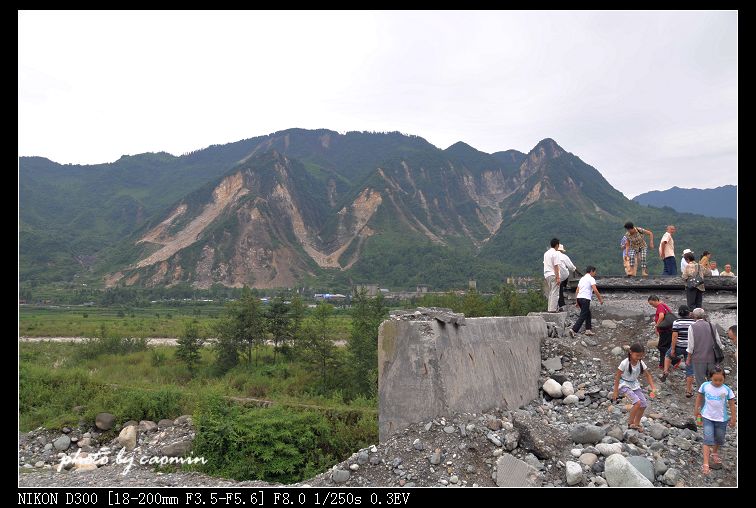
[568,266,604,337]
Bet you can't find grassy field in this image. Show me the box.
[19,304,353,340]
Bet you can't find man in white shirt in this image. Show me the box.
[659,225,677,276]
[710,261,720,276]
[568,266,604,337]
[543,238,561,312]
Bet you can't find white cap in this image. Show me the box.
[682,248,694,255]
[557,244,566,252]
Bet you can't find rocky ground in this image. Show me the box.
[19,292,737,488]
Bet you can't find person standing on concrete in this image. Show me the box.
[557,244,579,311]
[682,254,712,309]
[659,225,677,276]
[681,248,694,273]
[624,222,654,277]
[687,307,725,389]
[569,266,603,337]
[543,238,561,312]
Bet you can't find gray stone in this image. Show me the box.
[606,424,624,441]
[357,451,369,465]
[123,420,138,428]
[369,455,381,465]
[542,357,563,371]
[579,453,598,466]
[570,424,606,445]
[654,458,668,476]
[595,443,623,457]
[174,415,193,426]
[412,439,424,451]
[523,453,545,470]
[117,426,137,451]
[379,316,544,441]
[495,454,540,487]
[443,425,456,434]
[649,423,669,440]
[561,381,575,397]
[95,413,115,431]
[563,394,579,405]
[611,347,624,356]
[53,435,71,451]
[604,454,653,487]
[663,468,681,486]
[602,320,618,329]
[626,456,655,483]
[486,432,502,447]
[566,461,583,486]
[513,411,570,460]
[349,463,359,471]
[161,440,192,457]
[157,419,174,430]
[331,469,350,483]
[486,419,502,431]
[430,448,442,465]
[503,431,519,451]
[139,420,158,433]
[543,379,564,398]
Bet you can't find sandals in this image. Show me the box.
[702,464,710,475]
[686,391,694,398]
[711,452,722,465]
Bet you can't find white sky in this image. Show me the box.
[18,11,737,198]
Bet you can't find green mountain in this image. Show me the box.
[19,130,737,290]
[633,185,737,220]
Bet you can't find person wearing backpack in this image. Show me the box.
[682,254,712,309]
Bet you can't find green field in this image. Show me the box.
[19,304,353,340]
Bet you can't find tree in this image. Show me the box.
[266,298,290,363]
[176,321,204,376]
[300,303,338,392]
[212,286,265,372]
[348,289,387,397]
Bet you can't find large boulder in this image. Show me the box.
[570,424,606,445]
[95,413,115,431]
[604,454,654,487]
[513,412,570,460]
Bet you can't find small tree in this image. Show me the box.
[176,321,204,376]
[300,303,338,392]
[266,298,290,363]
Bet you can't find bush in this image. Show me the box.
[192,395,375,483]
[79,336,149,359]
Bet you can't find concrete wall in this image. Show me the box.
[378,316,545,441]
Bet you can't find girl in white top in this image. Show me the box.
[612,343,657,432]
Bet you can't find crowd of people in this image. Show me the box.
[542,229,737,478]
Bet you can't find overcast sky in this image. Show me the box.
[19,11,737,198]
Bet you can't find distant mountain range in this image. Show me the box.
[633,185,737,220]
[19,129,737,291]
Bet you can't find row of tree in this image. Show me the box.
[176,288,386,398]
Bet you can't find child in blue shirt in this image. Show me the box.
[695,366,736,475]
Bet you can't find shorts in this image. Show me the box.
[619,386,647,408]
[702,417,728,446]
[665,346,693,376]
